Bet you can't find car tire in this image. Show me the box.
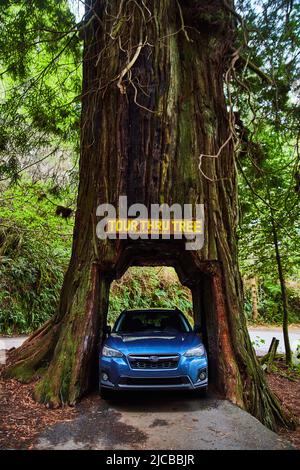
[99,386,112,400]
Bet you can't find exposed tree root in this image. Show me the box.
[4,320,59,383]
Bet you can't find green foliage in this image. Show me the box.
[237,129,300,280]
[235,0,300,128]
[237,123,300,326]
[261,283,300,324]
[251,336,266,348]
[233,2,300,329]
[244,279,300,324]
[0,0,82,182]
[108,267,193,326]
[0,181,74,333]
[267,357,300,381]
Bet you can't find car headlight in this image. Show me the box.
[183,345,205,357]
[102,346,123,357]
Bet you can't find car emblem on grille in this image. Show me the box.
[149,355,159,362]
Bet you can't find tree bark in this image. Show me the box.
[250,277,259,321]
[270,214,292,364]
[4,0,294,429]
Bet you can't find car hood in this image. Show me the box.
[104,331,203,355]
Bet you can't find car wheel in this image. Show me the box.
[99,386,112,400]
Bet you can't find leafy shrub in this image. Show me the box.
[0,181,73,333]
[0,224,69,333]
[108,267,193,326]
[243,278,300,324]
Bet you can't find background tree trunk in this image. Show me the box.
[4,0,294,430]
[270,214,292,364]
[250,277,259,321]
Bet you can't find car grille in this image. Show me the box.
[119,377,190,386]
[128,354,179,370]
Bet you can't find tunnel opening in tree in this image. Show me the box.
[107,267,194,328]
[105,243,239,395]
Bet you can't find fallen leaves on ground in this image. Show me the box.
[0,369,75,449]
[267,359,300,449]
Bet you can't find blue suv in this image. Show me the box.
[99,308,208,399]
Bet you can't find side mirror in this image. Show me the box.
[103,325,111,336]
[194,323,201,334]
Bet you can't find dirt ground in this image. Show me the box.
[266,360,300,449]
[0,371,76,449]
[0,363,299,450]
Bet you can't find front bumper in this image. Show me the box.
[100,354,208,391]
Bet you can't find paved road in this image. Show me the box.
[248,326,300,356]
[0,336,28,350]
[35,392,293,450]
[0,336,28,364]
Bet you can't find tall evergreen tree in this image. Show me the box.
[2,1,298,430]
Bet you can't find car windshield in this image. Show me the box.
[114,311,191,333]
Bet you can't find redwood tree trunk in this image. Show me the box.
[4,0,294,430]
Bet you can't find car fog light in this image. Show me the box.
[102,372,109,381]
[199,370,206,381]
